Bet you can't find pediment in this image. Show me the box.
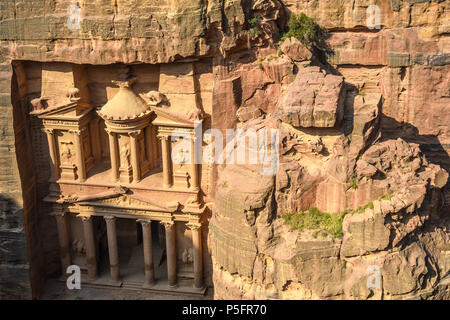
[70,188,180,212]
[150,106,196,128]
[38,102,93,120]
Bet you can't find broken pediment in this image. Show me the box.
[37,101,93,122]
[151,106,199,128]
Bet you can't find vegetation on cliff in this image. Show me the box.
[283,207,346,238]
[281,13,327,49]
[283,194,394,239]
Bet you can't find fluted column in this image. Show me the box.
[190,137,199,191]
[158,135,172,188]
[44,128,60,180]
[81,215,97,280]
[161,220,177,287]
[71,129,86,182]
[138,219,155,288]
[106,129,119,181]
[104,216,120,282]
[129,130,141,183]
[187,222,203,289]
[52,209,71,275]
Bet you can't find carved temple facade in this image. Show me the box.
[31,63,210,292]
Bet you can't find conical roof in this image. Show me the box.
[98,76,151,121]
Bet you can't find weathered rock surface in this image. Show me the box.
[278,66,345,128]
[210,33,449,299]
[280,37,312,62]
[0,0,449,300]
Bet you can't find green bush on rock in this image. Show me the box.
[281,13,327,49]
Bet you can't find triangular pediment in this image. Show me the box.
[72,188,179,212]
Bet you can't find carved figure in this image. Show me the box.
[66,87,80,102]
[120,144,131,168]
[146,91,168,107]
[182,248,193,264]
[30,97,49,111]
[60,141,74,163]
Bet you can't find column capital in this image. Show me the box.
[44,128,54,135]
[157,134,169,141]
[160,220,175,229]
[104,215,117,222]
[186,222,202,231]
[137,219,152,227]
[51,210,67,218]
[79,214,93,222]
[105,128,115,135]
[129,130,142,138]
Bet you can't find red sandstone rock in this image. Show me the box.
[277,66,345,128]
[280,37,313,62]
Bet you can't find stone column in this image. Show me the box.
[81,215,97,279]
[129,130,141,183]
[161,221,177,287]
[53,209,71,275]
[71,129,86,182]
[152,126,159,165]
[90,118,102,163]
[190,137,199,191]
[187,222,203,289]
[106,129,119,181]
[145,127,153,168]
[104,216,120,282]
[44,128,60,180]
[159,135,172,188]
[138,219,155,287]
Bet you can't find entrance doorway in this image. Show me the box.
[97,218,168,286]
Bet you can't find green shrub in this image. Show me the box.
[282,13,327,49]
[377,193,393,201]
[358,89,365,97]
[351,202,374,215]
[350,177,358,190]
[248,16,262,36]
[283,207,347,238]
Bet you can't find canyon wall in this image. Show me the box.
[0,0,448,299]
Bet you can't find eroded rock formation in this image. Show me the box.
[0,0,449,300]
[210,66,449,299]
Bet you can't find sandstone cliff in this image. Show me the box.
[0,0,448,299]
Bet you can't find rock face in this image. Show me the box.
[211,99,449,299]
[280,37,312,62]
[0,0,449,300]
[278,66,345,128]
